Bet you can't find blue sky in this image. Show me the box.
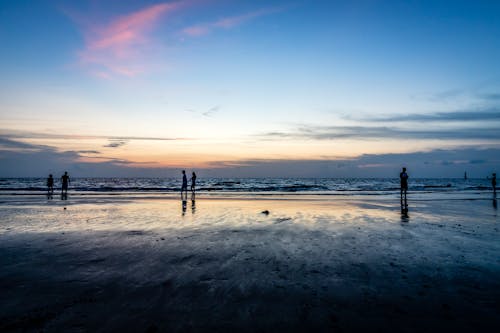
[0,0,499,177]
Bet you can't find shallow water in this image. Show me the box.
[0,194,497,233]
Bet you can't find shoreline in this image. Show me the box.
[0,189,496,202]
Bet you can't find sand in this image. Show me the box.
[0,195,499,332]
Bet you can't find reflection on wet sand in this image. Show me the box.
[401,208,410,223]
[400,193,409,222]
[1,197,499,332]
[181,199,196,216]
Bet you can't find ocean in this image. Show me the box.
[0,177,494,197]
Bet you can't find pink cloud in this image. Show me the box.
[75,2,185,77]
[69,2,286,76]
[213,8,275,28]
[88,3,175,49]
[183,25,210,37]
[183,6,285,37]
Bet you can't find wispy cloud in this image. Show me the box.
[196,147,500,178]
[0,136,162,176]
[183,6,285,37]
[185,105,221,117]
[2,133,500,177]
[0,137,56,152]
[76,154,154,165]
[77,150,101,154]
[0,130,189,142]
[262,125,500,141]
[426,89,464,102]
[203,105,220,117]
[73,2,185,77]
[103,139,128,148]
[479,93,500,101]
[68,2,287,76]
[354,108,500,123]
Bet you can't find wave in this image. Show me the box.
[0,177,495,195]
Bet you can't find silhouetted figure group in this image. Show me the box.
[180,170,197,199]
[46,171,70,200]
[41,168,496,215]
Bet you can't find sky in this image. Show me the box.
[1,0,500,178]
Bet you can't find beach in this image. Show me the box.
[0,194,499,332]
[3,0,500,331]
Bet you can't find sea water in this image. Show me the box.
[0,177,494,197]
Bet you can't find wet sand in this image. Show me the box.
[0,196,499,332]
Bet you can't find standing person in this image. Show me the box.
[493,173,497,195]
[61,171,70,198]
[181,170,188,200]
[47,174,54,198]
[190,172,197,197]
[400,167,409,213]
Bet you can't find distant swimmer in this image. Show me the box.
[47,174,54,197]
[493,173,497,194]
[61,171,70,198]
[400,167,409,214]
[181,170,188,199]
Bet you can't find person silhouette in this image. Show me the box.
[190,172,197,198]
[492,173,497,195]
[47,174,54,198]
[181,170,188,200]
[400,167,409,214]
[61,171,70,199]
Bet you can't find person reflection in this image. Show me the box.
[401,204,409,222]
[191,199,196,214]
[492,173,497,196]
[494,191,498,210]
[401,210,410,223]
[182,199,187,216]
